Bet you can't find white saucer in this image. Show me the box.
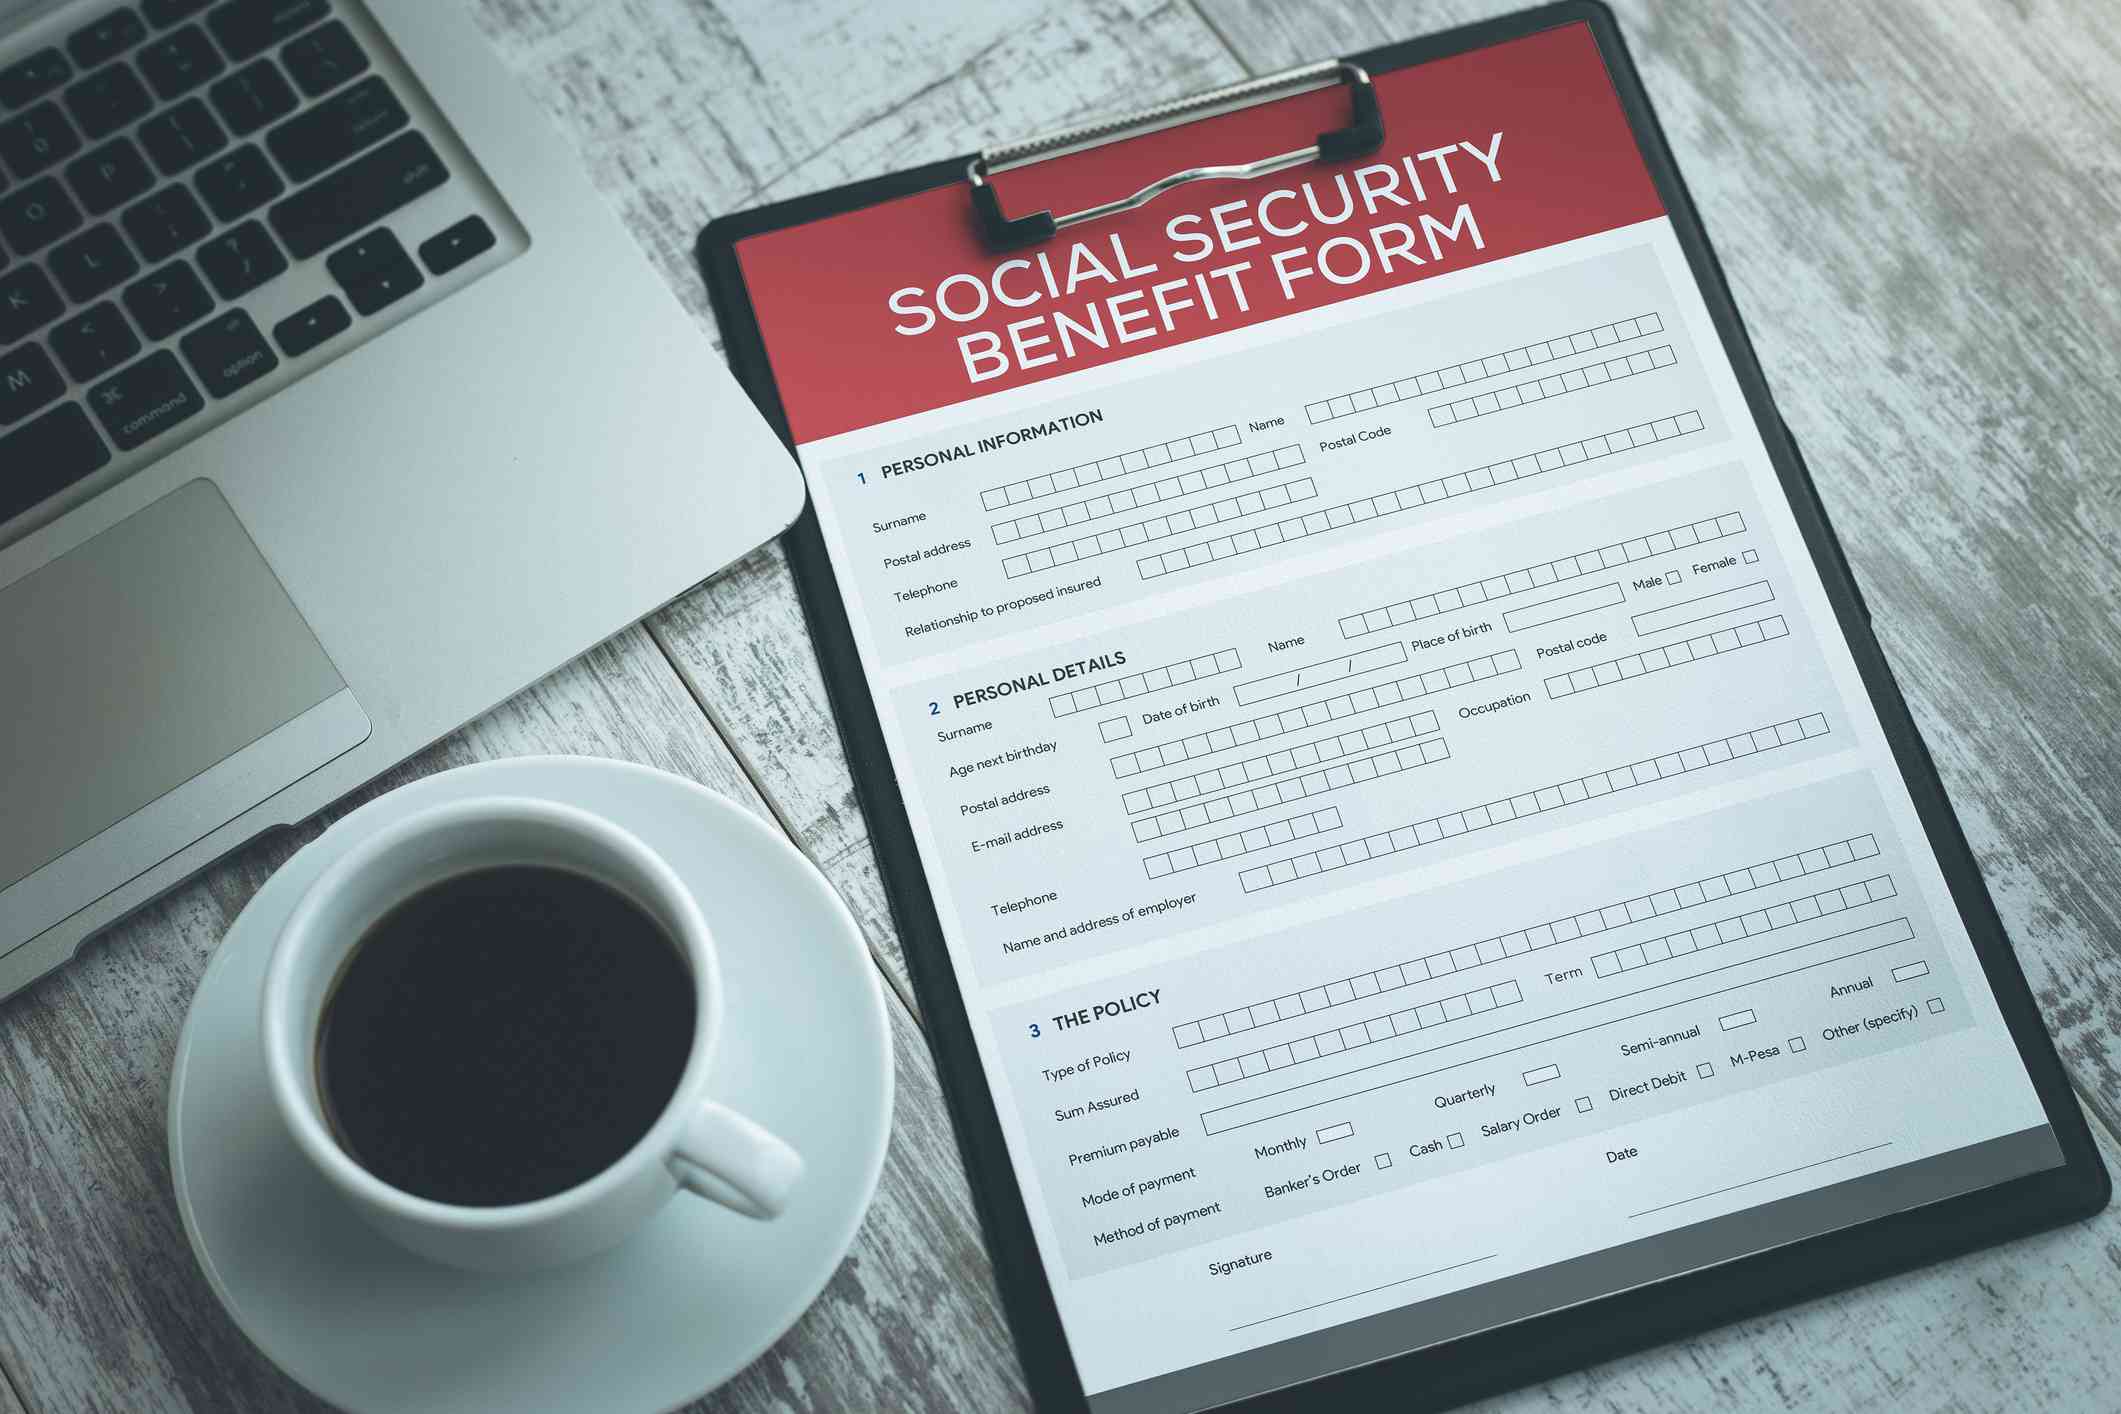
[169,758,893,1414]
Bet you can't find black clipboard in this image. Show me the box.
[696,5,2109,1409]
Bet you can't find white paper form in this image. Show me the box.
[733,27,2060,1409]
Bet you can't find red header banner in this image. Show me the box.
[737,23,1664,443]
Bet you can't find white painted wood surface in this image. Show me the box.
[0,1,2115,1410]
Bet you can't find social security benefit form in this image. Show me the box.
[734,22,2062,1412]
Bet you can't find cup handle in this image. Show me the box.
[668,1101,804,1219]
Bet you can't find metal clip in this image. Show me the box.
[967,59,1384,252]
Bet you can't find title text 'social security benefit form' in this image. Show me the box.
[735,23,2059,1409]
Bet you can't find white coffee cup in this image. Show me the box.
[260,795,803,1273]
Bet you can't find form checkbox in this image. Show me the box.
[1742,549,1760,564]
[1696,1061,1716,1078]
[1098,716,1132,743]
[1926,997,1946,1014]
[1447,1131,1464,1149]
[1575,1095,1594,1113]
[1523,1063,1561,1086]
[1665,565,1682,583]
[1317,1122,1354,1144]
[1788,1035,1806,1052]
[1374,1152,1393,1169]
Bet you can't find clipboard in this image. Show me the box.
[696,6,2109,1410]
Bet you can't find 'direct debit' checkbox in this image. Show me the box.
[1696,1061,1716,1078]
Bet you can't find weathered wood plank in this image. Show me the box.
[1190,0,2121,1133]
[0,626,1024,1413]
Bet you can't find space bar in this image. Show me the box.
[269,131,449,261]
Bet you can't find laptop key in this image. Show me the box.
[0,404,110,524]
[49,222,140,302]
[122,182,210,261]
[88,347,203,449]
[0,51,73,113]
[139,24,226,101]
[209,58,295,136]
[326,225,421,314]
[0,342,64,425]
[419,215,494,275]
[64,63,154,141]
[0,176,83,254]
[144,0,213,26]
[1,265,64,341]
[267,76,405,184]
[271,130,446,260]
[0,101,82,179]
[208,0,330,62]
[63,136,153,213]
[195,218,284,298]
[179,307,276,396]
[50,300,141,381]
[122,258,213,340]
[138,97,227,175]
[193,142,279,220]
[282,20,367,98]
[67,10,148,70]
[273,292,346,356]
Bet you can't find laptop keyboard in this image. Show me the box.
[0,0,498,528]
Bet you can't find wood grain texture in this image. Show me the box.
[0,627,1026,1413]
[1192,0,2121,1136]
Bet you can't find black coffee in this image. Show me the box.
[317,865,696,1207]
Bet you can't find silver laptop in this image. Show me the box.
[0,0,803,998]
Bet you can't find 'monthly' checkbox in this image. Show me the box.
[1696,1061,1716,1078]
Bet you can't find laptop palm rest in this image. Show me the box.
[0,480,371,955]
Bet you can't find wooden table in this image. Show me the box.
[4,1,2118,1408]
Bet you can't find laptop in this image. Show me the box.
[0,0,804,999]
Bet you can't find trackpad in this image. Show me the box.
[0,480,371,949]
